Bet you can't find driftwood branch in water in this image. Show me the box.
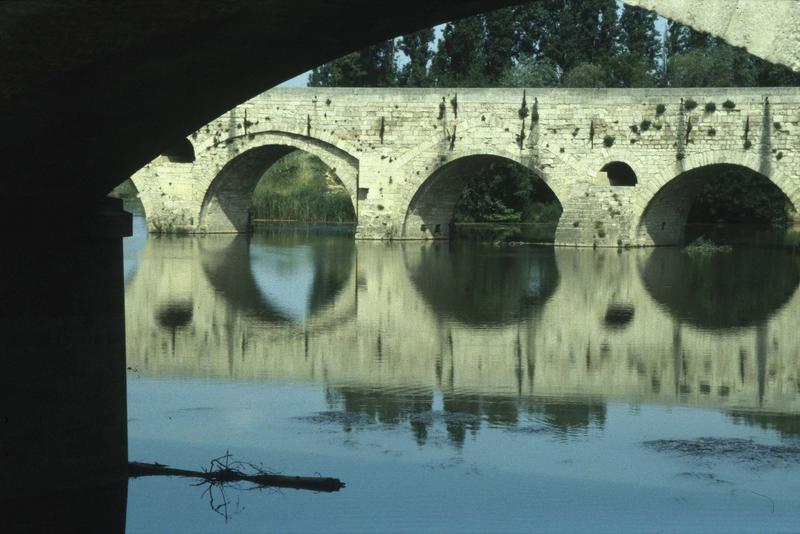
[129,461,345,493]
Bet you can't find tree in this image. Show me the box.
[499,57,559,87]
[667,46,757,87]
[309,39,397,87]
[308,53,365,87]
[483,8,518,82]
[563,63,608,88]
[618,6,660,74]
[429,16,487,86]
[607,53,657,88]
[512,0,619,81]
[398,29,435,87]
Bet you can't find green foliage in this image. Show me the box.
[684,98,698,111]
[667,46,756,87]
[705,102,716,112]
[603,135,615,147]
[640,120,652,131]
[309,39,398,87]
[251,151,355,223]
[308,2,800,92]
[688,167,792,226]
[563,63,607,88]
[656,104,666,115]
[618,5,660,74]
[453,159,561,224]
[685,236,733,255]
[606,53,658,88]
[499,57,559,88]
[397,29,435,86]
[723,100,736,110]
[429,16,488,86]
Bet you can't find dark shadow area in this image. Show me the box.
[729,411,800,440]
[602,161,637,186]
[685,166,795,246]
[404,155,561,240]
[639,164,794,246]
[640,248,800,329]
[603,304,635,329]
[1,481,127,533]
[161,138,196,163]
[404,241,559,326]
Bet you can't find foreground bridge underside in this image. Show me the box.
[134,87,800,247]
[2,0,800,529]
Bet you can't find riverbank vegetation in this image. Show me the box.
[251,151,355,223]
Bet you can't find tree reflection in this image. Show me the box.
[318,386,606,449]
[729,411,800,440]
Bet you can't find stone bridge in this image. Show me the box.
[133,86,800,247]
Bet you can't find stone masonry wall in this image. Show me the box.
[132,87,800,246]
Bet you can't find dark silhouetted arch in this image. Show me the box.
[637,164,795,246]
[161,138,196,163]
[602,161,637,186]
[403,155,562,239]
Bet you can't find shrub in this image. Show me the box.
[722,100,736,110]
[774,122,782,130]
[640,120,652,132]
[603,135,615,147]
[685,236,732,255]
[655,104,666,116]
[684,99,698,111]
[629,124,639,134]
[705,102,716,113]
[708,127,717,136]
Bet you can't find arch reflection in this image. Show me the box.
[403,241,559,326]
[200,230,355,323]
[640,248,800,330]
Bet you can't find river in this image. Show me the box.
[124,215,800,533]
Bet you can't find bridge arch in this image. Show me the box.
[196,131,359,233]
[399,144,567,240]
[632,151,800,246]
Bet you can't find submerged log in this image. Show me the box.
[128,461,345,493]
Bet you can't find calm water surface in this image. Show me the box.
[124,216,800,533]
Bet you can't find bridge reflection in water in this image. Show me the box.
[124,223,800,448]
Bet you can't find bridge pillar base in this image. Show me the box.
[0,197,130,530]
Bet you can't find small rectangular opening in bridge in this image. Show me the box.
[358,187,369,200]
